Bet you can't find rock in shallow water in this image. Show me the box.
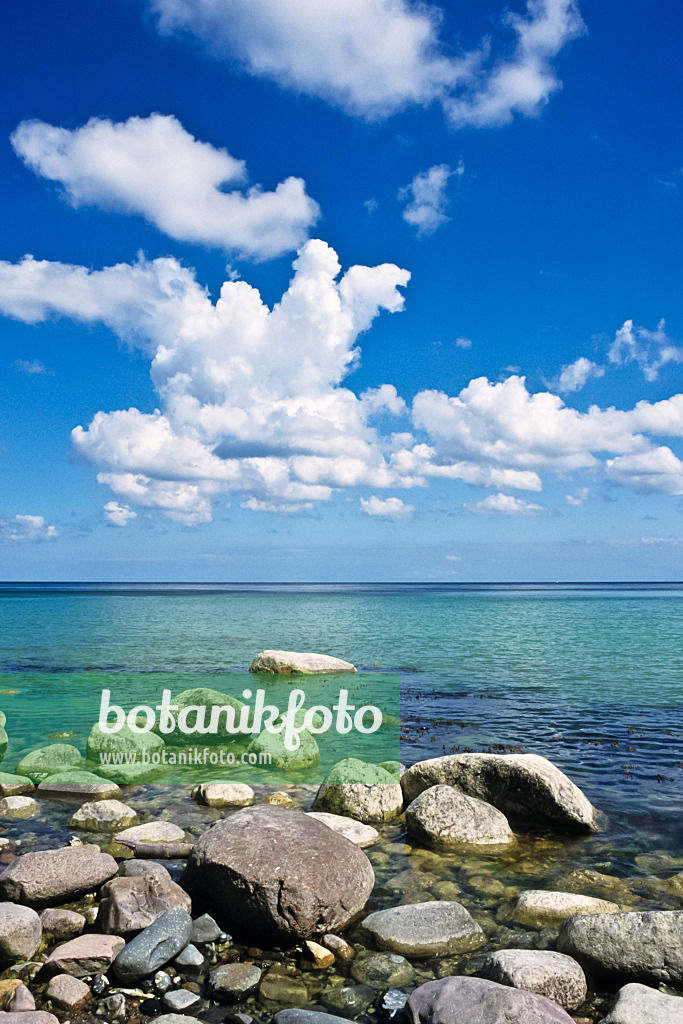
[401,753,596,831]
[113,906,192,982]
[405,785,514,847]
[0,772,34,797]
[209,963,262,1001]
[0,903,42,964]
[182,805,375,940]
[478,949,587,1011]
[306,811,379,847]
[406,975,575,1024]
[599,982,683,1023]
[359,901,485,957]
[14,743,82,784]
[37,771,121,801]
[0,1012,59,1024]
[313,759,403,823]
[163,988,201,1013]
[0,796,38,819]
[0,845,118,906]
[192,782,253,807]
[351,951,415,989]
[249,650,356,674]
[70,798,137,830]
[558,909,683,986]
[512,889,619,928]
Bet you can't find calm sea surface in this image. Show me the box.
[1,581,682,861]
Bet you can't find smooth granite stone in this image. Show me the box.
[192,783,254,808]
[558,910,683,985]
[14,744,82,785]
[115,821,186,845]
[182,806,374,940]
[45,934,126,977]
[99,873,192,935]
[209,963,262,1001]
[70,799,137,830]
[119,860,171,879]
[313,759,404,823]
[39,909,85,943]
[0,904,42,964]
[405,785,514,847]
[0,1013,59,1024]
[478,949,587,1011]
[0,796,38,819]
[45,973,92,1009]
[322,985,376,1018]
[512,890,620,928]
[0,773,34,797]
[189,913,222,944]
[306,812,379,847]
[350,951,415,989]
[0,845,118,906]
[5,983,35,1012]
[249,651,357,674]
[358,901,485,957]
[163,989,201,1014]
[37,771,122,801]
[113,906,193,982]
[401,753,595,832]
[406,975,575,1024]
[599,982,683,1023]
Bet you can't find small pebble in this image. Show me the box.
[163,988,202,1013]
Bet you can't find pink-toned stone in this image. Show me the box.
[45,933,125,977]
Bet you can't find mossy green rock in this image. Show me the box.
[162,688,246,745]
[0,771,34,796]
[246,727,320,771]
[38,771,122,800]
[0,726,7,764]
[15,743,82,783]
[312,758,404,823]
[323,759,399,785]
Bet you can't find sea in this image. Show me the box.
[1,580,682,878]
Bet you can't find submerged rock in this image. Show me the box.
[600,982,683,1023]
[250,650,356,674]
[478,949,587,1011]
[401,752,596,831]
[182,805,374,940]
[306,811,379,847]
[246,725,320,771]
[558,910,683,985]
[0,796,38,819]
[406,975,574,1024]
[14,744,82,784]
[39,909,85,943]
[512,890,620,928]
[209,963,262,1001]
[39,771,122,800]
[313,758,403,823]
[350,951,415,989]
[168,687,246,744]
[0,845,117,906]
[359,901,485,957]
[0,904,42,964]
[405,784,514,847]
[0,773,34,797]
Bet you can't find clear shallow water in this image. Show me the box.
[1,581,682,852]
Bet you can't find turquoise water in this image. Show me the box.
[1,582,682,848]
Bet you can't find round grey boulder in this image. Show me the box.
[0,903,42,964]
[401,752,595,831]
[406,785,514,847]
[358,901,485,957]
[600,982,683,1023]
[182,805,375,940]
[313,758,403,823]
[558,910,683,986]
[406,975,575,1024]
[479,949,587,1011]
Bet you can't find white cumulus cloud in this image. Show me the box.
[464,493,544,514]
[11,114,319,261]
[399,163,457,236]
[103,501,138,527]
[0,514,59,542]
[147,0,584,126]
[360,495,415,518]
[557,356,604,392]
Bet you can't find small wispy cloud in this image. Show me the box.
[14,358,53,375]
[464,493,544,515]
[360,495,415,519]
[556,356,604,392]
[609,318,683,382]
[399,163,461,236]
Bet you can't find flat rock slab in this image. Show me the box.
[163,989,201,1013]
[192,783,253,807]
[306,812,379,847]
[113,905,193,982]
[0,1013,59,1024]
[359,901,485,957]
[249,650,356,674]
[406,785,514,847]
[44,973,91,1008]
[558,910,683,986]
[0,796,38,818]
[401,752,595,831]
[99,873,192,935]
[407,975,575,1024]
[600,982,683,1023]
[37,771,121,800]
[116,822,186,844]
[479,949,587,1011]
[274,1013,353,1024]
[152,1017,199,1024]
[0,773,34,797]
[45,933,125,977]
[0,845,118,906]
[513,889,619,927]
[182,805,375,941]
[0,903,42,963]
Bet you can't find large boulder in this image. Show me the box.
[0,904,42,964]
[249,651,356,674]
[478,949,587,1011]
[558,910,683,985]
[401,753,595,831]
[14,744,82,784]
[246,726,320,771]
[406,785,514,847]
[406,975,574,1024]
[182,805,374,940]
[358,901,485,957]
[599,982,683,1023]
[312,759,403,823]
[86,722,164,768]
[0,845,118,906]
[98,873,192,935]
[165,688,246,745]
[512,890,619,928]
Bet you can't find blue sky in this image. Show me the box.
[1,0,682,581]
